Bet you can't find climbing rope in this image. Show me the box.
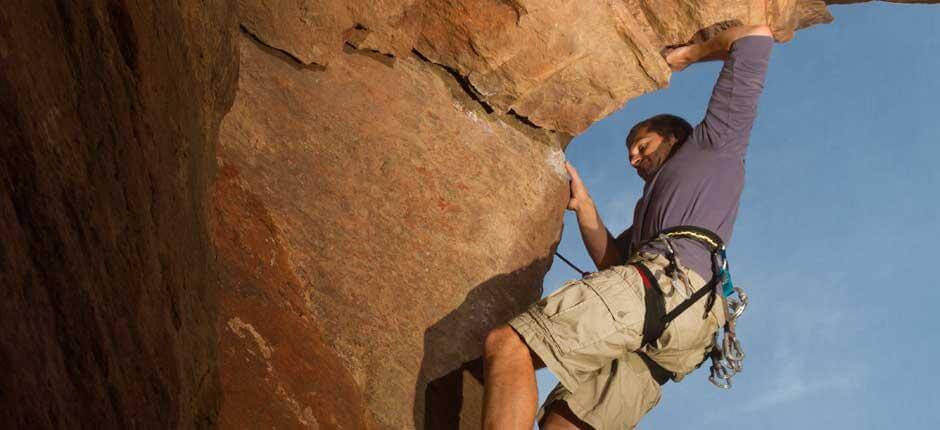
[554,251,588,277]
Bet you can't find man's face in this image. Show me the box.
[627,127,676,181]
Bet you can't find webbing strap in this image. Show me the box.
[656,225,724,251]
[637,352,672,386]
[632,263,672,385]
[633,261,719,344]
[632,260,722,385]
[663,276,720,324]
[631,226,729,386]
[638,225,726,322]
[633,263,666,348]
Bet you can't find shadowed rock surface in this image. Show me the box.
[0,0,237,427]
[2,0,937,429]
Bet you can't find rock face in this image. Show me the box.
[3,0,937,429]
[213,32,567,429]
[212,1,880,429]
[233,0,838,137]
[0,0,237,428]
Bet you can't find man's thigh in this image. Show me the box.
[508,265,647,392]
[539,401,591,430]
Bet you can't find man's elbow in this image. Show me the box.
[596,248,624,271]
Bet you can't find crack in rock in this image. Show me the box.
[240,24,326,70]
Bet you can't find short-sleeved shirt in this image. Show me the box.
[624,36,774,278]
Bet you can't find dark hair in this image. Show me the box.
[626,114,693,147]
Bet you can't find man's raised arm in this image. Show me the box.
[667,25,775,156]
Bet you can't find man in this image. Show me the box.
[482,24,777,429]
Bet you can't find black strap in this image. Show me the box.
[638,351,672,386]
[662,276,720,324]
[632,263,673,385]
[636,261,721,342]
[632,262,666,348]
[632,260,721,385]
[638,225,725,326]
[630,226,726,386]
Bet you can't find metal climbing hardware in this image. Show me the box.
[709,285,748,389]
[641,226,750,390]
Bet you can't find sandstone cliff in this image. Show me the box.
[1,1,935,429]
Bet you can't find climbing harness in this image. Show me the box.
[555,226,749,389]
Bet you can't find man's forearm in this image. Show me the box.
[574,199,622,271]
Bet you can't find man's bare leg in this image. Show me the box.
[539,402,592,430]
[482,325,543,429]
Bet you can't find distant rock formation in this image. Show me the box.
[2,1,935,429]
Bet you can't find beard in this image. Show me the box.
[636,162,655,181]
[635,139,678,181]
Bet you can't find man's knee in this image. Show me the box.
[484,325,546,369]
[484,325,526,360]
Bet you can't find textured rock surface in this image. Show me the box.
[4,0,938,429]
[0,0,237,427]
[214,33,568,429]
[211,165,374,428]
[216,1,901,428]
[236,0,839,136]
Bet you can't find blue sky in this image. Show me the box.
[538,3,940,428]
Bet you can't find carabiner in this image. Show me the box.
[722,333,745,362]
[709,363,732,389]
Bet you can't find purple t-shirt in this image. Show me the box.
[621,36,773,279]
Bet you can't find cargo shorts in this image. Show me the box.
[508,253,726,429]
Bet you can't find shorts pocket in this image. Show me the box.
[595,275,644,332]
[538,279,589,318]
[544,271,643,354]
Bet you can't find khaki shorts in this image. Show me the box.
[509,253,725,429]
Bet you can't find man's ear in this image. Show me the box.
[665,134,683,158]
[662,134,678,148]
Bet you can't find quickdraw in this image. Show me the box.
[709,286,748,389]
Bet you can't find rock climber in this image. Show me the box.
[481,24,777,429]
